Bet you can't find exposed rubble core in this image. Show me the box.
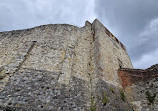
[0,19,157,111]
[118,64,158,111]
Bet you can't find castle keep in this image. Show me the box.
[0,19,157,111]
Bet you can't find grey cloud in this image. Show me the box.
[95,0,158,68]
[0,0,96,32]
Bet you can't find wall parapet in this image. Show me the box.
[118,64,158,87]
[103,22,126,51]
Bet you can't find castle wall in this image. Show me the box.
[86,19,134,111]
[92,19,133,87]
[0,20,134,111]
[0,23,94,110]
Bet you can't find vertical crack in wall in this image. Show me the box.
[89,24,97,111]
[89,53,96,111]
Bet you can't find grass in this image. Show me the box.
[102,92,109,106]
[120,89,126,102]
[110,86,115,94]
[90,97,96,111]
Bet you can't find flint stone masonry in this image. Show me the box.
[124,77,158,111]
[0,19,156,111]
[0,68,90,111]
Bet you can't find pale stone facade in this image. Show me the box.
[0,19,135,110]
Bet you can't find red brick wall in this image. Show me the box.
[118,64,158,87]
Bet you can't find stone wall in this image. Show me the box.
[91,19,132,87]
[0,19,134,111]
[118,64,158,111]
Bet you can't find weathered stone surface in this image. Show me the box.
[125,77,158,111]
[94,79,133,111]
[91,19,132,87]
[0,68,91,111]
[0,19,156,111]
[118,65,158,111]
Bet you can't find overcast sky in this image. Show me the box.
[0,0,158,69]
